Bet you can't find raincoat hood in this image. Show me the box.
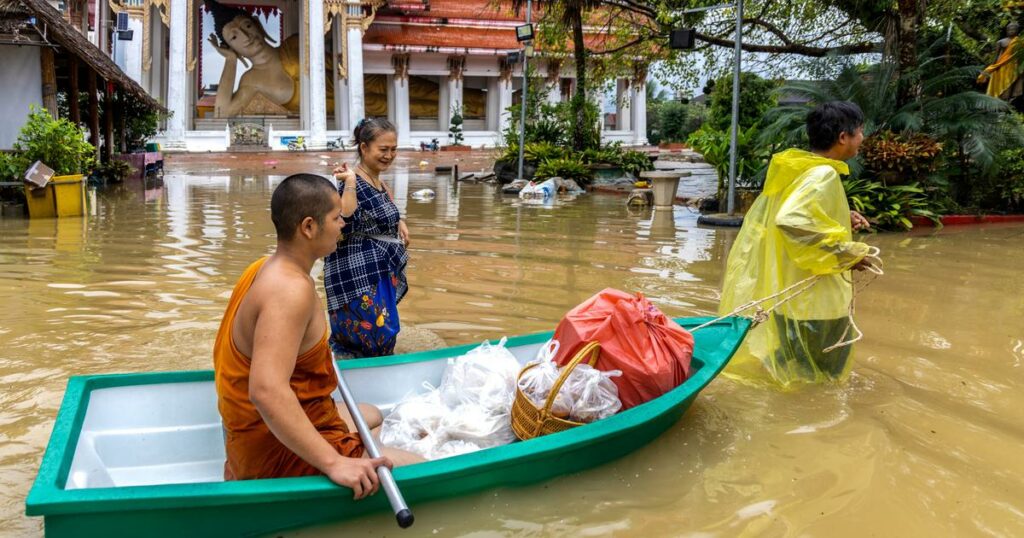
[763,148,850,195]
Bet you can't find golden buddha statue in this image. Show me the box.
[978,21,1023,102]
[204,0,333,117]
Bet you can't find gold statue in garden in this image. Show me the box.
[978,21,1023,102]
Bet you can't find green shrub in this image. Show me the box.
[0,152,21,182]
[13,106,95,176]
[843,177,942,231]
[688,124,769,188]
[534,156,594,185]
[619,150,653,177]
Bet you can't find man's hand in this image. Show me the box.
[852,257,875,272]
[398,220,410,247]
[324,456,393,500]
[850,210,871,232]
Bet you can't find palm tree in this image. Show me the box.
[513,0,602,151]
[760,36,1019,180]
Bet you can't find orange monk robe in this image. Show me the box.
[213,257,362,480]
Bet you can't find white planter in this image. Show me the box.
[641,170,691,210]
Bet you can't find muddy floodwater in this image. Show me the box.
[1,152,1022,537]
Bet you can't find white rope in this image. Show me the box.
[693,246,884,355]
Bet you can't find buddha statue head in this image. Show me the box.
[1008,21,1020,38]
[204,0,277,59]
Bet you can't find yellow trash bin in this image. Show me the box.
[23,174,86,218]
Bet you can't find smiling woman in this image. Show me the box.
[324,118,411,359]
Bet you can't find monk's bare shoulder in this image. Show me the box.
[249,261,317,314]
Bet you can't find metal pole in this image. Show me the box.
[332,361,414,528]
[726,0,742,215]
[516,0,532,181]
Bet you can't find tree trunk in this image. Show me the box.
[571,7,587,151]
[40,47,58,119]
[104,83,114,162]
[87,70,100,160]
[895,0,925,107]
[69,57,80,125]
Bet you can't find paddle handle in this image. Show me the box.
[332,362,414,529]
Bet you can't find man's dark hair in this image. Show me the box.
[806,101,865,151]
[271,174,337,240]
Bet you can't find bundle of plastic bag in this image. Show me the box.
[379,387,450,457]
[382,339,522,460]
[517,340,623,423]
[441,403,518,448]
[439,337,521,414]
[564,364,622,423]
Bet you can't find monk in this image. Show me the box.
[213,173,422,499]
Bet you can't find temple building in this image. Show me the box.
[95,0,648,150]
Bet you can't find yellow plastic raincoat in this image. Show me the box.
[719,148,870,388]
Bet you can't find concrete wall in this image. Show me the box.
[0,46,43,150]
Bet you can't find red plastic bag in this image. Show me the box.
[552,289,694,410]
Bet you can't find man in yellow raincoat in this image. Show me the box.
[719,101,874,389]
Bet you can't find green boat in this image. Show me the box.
[26,316,750,537]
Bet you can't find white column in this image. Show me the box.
[164,0,188,149]
[498,77,513,135]
[486,77,499,131]
[332,16,347,131]
[616,79,631,132]
[307,0,327,147]
[632,80,647,145]
[346,1,365,127]
[392,74,411,146]
[123,18,144,84]
[438,80,450,131]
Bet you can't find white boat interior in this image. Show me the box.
[65,341,548,490]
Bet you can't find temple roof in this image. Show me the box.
[369,0,621,53]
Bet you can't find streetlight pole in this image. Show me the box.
[678,2,743,216]
[726,0,742,215]
[516,0,532,181]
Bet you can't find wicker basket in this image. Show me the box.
[511,341,601,440]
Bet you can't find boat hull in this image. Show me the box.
[27,317,750,537]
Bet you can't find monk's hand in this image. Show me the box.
[850,210,870,232]
[325,456,388,500]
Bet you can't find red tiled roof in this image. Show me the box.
[418,0,528,22]
[365,25,521,49]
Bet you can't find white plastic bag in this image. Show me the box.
[439,337,520,413]
[564,364,622,423]
[516,338,622,423]
[379,387,449,457]
[382,339,522,460]
[519,178,557,199]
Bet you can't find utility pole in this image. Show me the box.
[677,1,744,218]
[516,0,532,181]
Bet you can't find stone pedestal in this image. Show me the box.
[641,170,690,210]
